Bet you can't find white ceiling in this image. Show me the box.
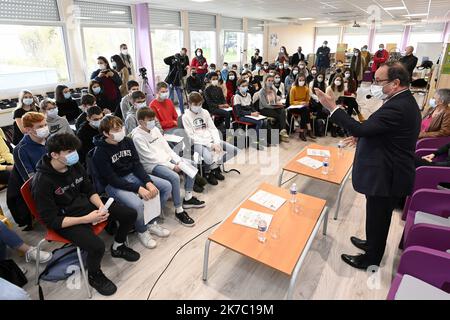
[112,0,450,25]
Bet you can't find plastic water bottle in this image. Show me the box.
[290,183,297,203]
[257,219,267,243]
[338,140,344,158]
[322,157,329,175]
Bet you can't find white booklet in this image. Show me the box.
[249,190,286,211]
[143,194,161,225]
[297,156,323,169]
[164,134,184,144]
[307,148,330,158]
[246,115,267,121]
[287,104,307,110]
[178,160,198,179]
[223,107,233,112]
[232,208,273,229]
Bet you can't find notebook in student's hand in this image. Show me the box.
[246,115,267,121]
[223,107,233,112]
[287,104,306,110]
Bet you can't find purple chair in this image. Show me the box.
[387,246,450,300]
[402,167,450,220]
[415,148,447,162]
[403,189,450,250]
[416,136,450,150]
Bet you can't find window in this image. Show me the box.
[247,33,264,62]
[374,25,405,51]
[82,27,135,79]
[315,27,340,52]
[408,23,445,50]
[190,31,217,64]
[223,31,245,65]
[0,24,69,90]
[151,29,183,82]
[343,27,370,51]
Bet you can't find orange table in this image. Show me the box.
[202,183,328,300]
[278,143,354,220]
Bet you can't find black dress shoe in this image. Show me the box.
[341,253,375,270]
[350,236,368,252]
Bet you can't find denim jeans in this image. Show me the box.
[193,141,238,173]
[0,221,24,260]
[0,278,30,300]
[152,162,195,208]
[169,85,184,114]
[105,173,172,233]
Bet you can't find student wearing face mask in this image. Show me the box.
[126,91,163,135]
[186,67,204,94]
[119,44,135,79]
[341,68,362,119]
[418,89,450,139]
[263,62,270,74]
[89,80,110,114]
[231,64,239,77]
[164,48,190,114]
[191,48,208,83]
[316,41,331,73]
[309,72,329,121]
[39,98,74,137]
[273,73,286,99]
[372,44,389,76]
[150,82,179,134]
[204,73,232,131]
[93,116,172,249]
[77,106,103,165]
[75,94,97,131]
[7,112,48,231]
[289,75,315,141]
[91,56,123,119]
[351,48,363,83]
[281,62,290,83]
[120,80,140,120]
[307,66,318,84]
[276,46,290,64]
[251,49,263,71]
[360,45,371,71]
[285,66,300,97]
[12,90,39,145]
[110,55,129,97]
[226,71,238,105]
[132,107,205,226]
[221,62,229,81]
[205,63,217,84]
[325,75,346,137]
[55,85,81,123]
[252,62,266,84]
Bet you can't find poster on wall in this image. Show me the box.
[442,43,450,75]
[270,34,279,47]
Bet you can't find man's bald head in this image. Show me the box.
[405,46,414,55]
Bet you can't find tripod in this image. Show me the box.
[140,74,154,104]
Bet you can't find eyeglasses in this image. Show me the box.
[372,79,390,85]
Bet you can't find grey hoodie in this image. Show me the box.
[47,115,74,137]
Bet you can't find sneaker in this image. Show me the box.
[307,130,317,139]
[183,196,206,209]
[111,244,140,262]
[205,173,218,185]
[280,129,289,138]
[175,211,196,227]
[25,247,52,264]
[137,230,157,249]
[213,168,225,181]
[148,222,171,238]
[88,270,117,296]
[195,174,208,187]
[193,183,204,193]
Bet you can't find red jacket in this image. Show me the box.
[149,99,178,131]
[226,81,236,104]
[371,49,389,72]
[191,57,208,75]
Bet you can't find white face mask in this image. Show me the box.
[90,120,101,128]
[293,70,299,75]
[98,64,107,70]
[317,77,324,83]
[146,120,156,130]
[47,108,58,119]
[112,128,126,143]
[121,50,128,55]
[299,65,305,69]
[23,98,34,106]
[135,102,147,109]
[334,80,342,86]
[196,51,202,57]
[298,81,305,86]
[311,70,317,75]
[274,78,281,83]
[344,73,351,78]
[159,92,169,100]
[111,62,117,68]
[229,76,235,81]
[429,98,437,108]
[354,52,359,56]
[190,105,202,114]
[370,83,390,100]
[35,126,49,139]
[211,80,219,86]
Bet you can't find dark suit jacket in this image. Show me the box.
[331,90,421,197]
[291,52,305,66]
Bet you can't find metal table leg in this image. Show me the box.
[202,239,211,281]
[334,169,352,220]
[278,169,284,187]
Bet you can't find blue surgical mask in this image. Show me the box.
[90,120,101,128]
[47,108,59,119]
[63,92,72,99]
[429,98,437,108]
[240,86,249,94]
[65,151,79,166]
[23,98,33,106]
[146,120,156,130]
[93,87,101,95]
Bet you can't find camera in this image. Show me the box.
[139,67,148,81]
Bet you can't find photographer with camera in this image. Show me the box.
[164,48,190,114]
[91,56,123,119]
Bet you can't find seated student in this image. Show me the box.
[32,133,140,296]
[259,75,289,142]
[234,79,267,150]
[77,106,103,165]
[120,80,140,119]
[419,89,450,139]
[75,93,97,131]
[262,61,270,74]
[308,66,318,84]
[93,116,171,249]
[13,90,39,146]
[309,72,330,121]
[273,72,286,99]
[55,85,81,123]
[7,112,48,230]
[186,67,204,94]
[325,74,346,137]
[131,108,205,227]
[88,80,113,117]
[205,63,217,83]
[150,82,179,134]
[221,62,229,81]
[252,62,266,84]
[0,132,14,188]
[204,73,232,131]
[125,91,163,135]
[289,74,315,141]
[225,70,238,105]
[182,92,238,185]
[341,68,361,118]
[39,98,74,137]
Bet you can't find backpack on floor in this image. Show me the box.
[314,118,326,137]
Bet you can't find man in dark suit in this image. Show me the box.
[315,61,421,269]
[399,46,418,81]
[291,46,306,66]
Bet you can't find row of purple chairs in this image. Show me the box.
[387,137,450,299]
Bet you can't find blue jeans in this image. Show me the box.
[152,163,195,208]
[0,221,24,260]
[0,278,30,300]
[169,85,184,114]
[105,173,172,233]
[193,141,238,173]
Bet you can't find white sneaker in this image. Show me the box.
[148,222,171,238]
[25,246,52,264]
[137,230,157,249]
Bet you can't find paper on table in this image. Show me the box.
[287,104,307,110]
[178,160,198,179]
[164,134,184,143]
[297,156,323,169]
[232,208,273,229]
[246,115,267,121]
[143,194,161,225]
[249,190,286,211]
[307,148,331,157]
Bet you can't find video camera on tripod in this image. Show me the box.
[139,67,148,81]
